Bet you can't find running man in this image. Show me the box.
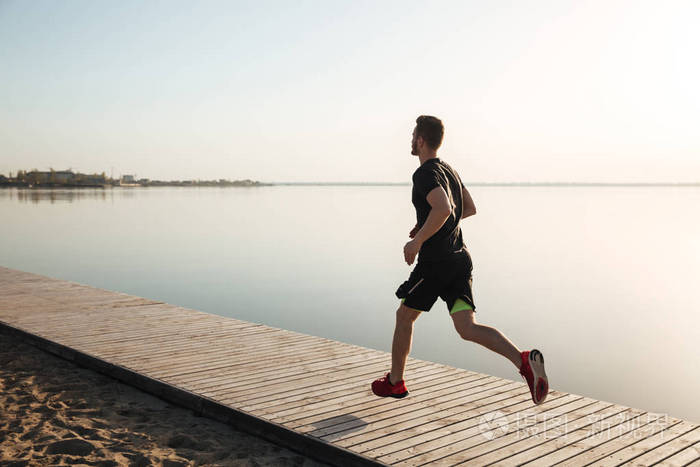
[371,115,549,405]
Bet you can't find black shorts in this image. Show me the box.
[395,249,476,313]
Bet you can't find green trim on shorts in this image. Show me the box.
[449,298,473,315]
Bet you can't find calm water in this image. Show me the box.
[1,185,699,422]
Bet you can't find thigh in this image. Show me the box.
[440,251,476,312]
[395,262,440,312]
[397,303,423,322]
[450,307,476,329]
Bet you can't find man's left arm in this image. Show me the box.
[404,187,451,265]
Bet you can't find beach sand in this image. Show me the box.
[0,330,329,466]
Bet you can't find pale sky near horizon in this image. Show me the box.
[1,0,698,183]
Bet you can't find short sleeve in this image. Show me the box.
[413,169,440,198]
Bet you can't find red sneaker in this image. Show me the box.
[371,372,409,398]
[520,349,549,405]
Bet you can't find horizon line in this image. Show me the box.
[270,181,700,186]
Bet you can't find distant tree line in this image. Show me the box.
[0,169,107,187]
[0,168,268,188]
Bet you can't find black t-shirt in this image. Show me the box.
[411,157,467,262]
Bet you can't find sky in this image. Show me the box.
[1,0,698,183]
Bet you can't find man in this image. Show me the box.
[371,115,549,405]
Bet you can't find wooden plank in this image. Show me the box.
[592,421,700,466]
[5,306,172,326]
[162,345,383,390]
[455,401,637,466]
[286,373,496,431]
[0,294,60,309]
[6,307,214,334]
[294,373,494,435]
[140,339,341,377]
[351,386,548,457]
[78,327,272,358]
[522,410,668,465]
[330,379,525,449]
[261,368,495,430]
[325,383,532,449]
[80,324,285,358]
[251,363,456,422]
[50,322,257,348]
[370,392,578,463]
[63,333,268,364]
[649,441,700,466]
[59,327,260,352]
[225,353,394,403]
[17,308,228,333]
[132,344,343,383]
[324,380,527,447]
[180,351,388,398]
[172,348,385,390]
[34,311,250,336]
[480,403,632,466]
[226,360,440,410]
[236,361,444,416]
[10,308,181,330]
[81,324,293,359]
[118,331,323,368]
[127,340,346,382]
[554,417,683,466]
[620,425,700,466]
[392,396,600,466]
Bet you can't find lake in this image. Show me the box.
[1,185,699,423]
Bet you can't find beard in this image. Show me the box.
[411,140,418,155]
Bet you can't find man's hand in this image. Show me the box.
[409,224,419,238]
[404,238,422,265]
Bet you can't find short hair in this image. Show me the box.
[415,115,444,150]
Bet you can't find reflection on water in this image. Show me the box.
[0,186,266,204]
[1,185,699,423]
[1,187,112,204]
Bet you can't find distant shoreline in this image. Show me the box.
[0,181,272,189]
[0,170,270,188]
[272,182,700,187]
[1,182,699,189]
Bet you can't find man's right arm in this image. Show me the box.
[461,186,476,218]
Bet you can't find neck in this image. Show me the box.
[419,152,438,165]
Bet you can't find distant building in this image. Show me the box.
[83,174,106,184]
[25,170,48,184]
[53,170,74,183]
[24,169,75,184]
[119,174,141,187]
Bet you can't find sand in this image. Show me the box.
[0,330,329,466]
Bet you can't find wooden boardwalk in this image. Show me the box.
[1,266,699,466]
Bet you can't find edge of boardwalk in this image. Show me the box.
[0,321,388,467]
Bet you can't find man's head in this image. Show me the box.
[411,115,444,156]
